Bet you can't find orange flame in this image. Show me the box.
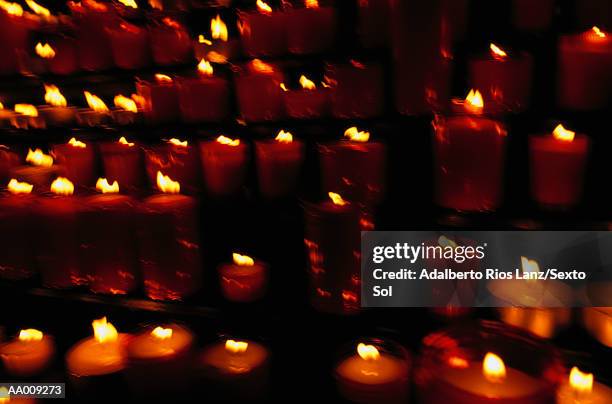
[306,0,319,8]
[68,137,86,148]
[552,124,575,142]
[156,171,180,194]
[15,104,38,117]
[151,326,173,340]
[251,59,274,74]
[344,126,370,142]
[275,130,293,143]
[521,256,540,275]
[50,177,74,195]
[448,356,469,369]
[591,26,606,38]
[198,34,212,45]
[92,317,118,344]
[25,0,50,17]
[328,192,346,206]
[280,83,288,91]
[44,84,67,107]
[96,178,119,194]
[0,101,3,109]
[217,135,240,146]
[490,43,507,60]
[131,94,146,109]
[569,367,594,395]
[225,339,248,353]
[155,74,173,83]
[299,75,316,90]
[197,58,214,76]
[233,253,254,266]
[0,1,23,16]
[168,138,188,147]
[26,149,53,167]
[84,91,109,113]
[7,179,33,195]
[118,136,134,147]
[257,0,272,13]
[35,43,55,59]
[483,353,506,383]
[465,89,484,113]
[114,94,138,113]
[211,14,228,41]
[117,0,138,8]
[18,329,43,342]
[357,343,380,361]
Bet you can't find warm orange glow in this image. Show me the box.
[84,91,109,113]
[211,14,228,41]
[299,75,316,90]
[155,74,173,83]
[465,89,484,113]
[233,253,255,267]
[0,0,23,16]
[198,34,212,45]
[521,256,540,275]
[156,171,180,194]
[117,0,137,8]
[114,94,138,113]
[592,26,606,38]
[0,101,3,109]
[7,179,33,195]
[25,0,50,17]
[131,94,146,109]
[118,136,135,147]
[68,137,86,148]
[483,353,506,383]
[552,124,575,142]
[26,148,53,167]
[168,138,188,147]
[280,83,288,91]
[569,367,594,395]
[490,43,508,60]
[50,177,74,196]
[151,326,173,340]
[225,339,248,354]
[216,135,240,146]
[162,17,181,29]
[357,343,380,361]
[197,58,214,76]
[305,0,319,8]
[18,329,43,342]
[328,192,347,206]
[44,84,67,107]
[35,42,55,59]
[257,0,272,13]
[275,129,293,143]
[448,356,469,369]
[251,59,274,74]
[92,317,118,344]
[344,126,370,142]
[96,178,119,194]
[149,0,162,9]
[15,104,38,117]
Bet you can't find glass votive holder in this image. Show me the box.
[497,307,572,340]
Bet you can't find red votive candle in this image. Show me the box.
[512,0,554,32]
[139,172,201,301]
[10,148,57,189]
[468,43,533,112]
[177,59,230,123]
[218,253,269,302]
[0,179,36,281]
[255,130,304,199]
[283,74,330,119]
[136,74,180,124]
[326,61,384,119]
[235,59,286,122]
[0,328,55,378]
[38,84,77,127]
[433,91,507,212]
[36,177,82,288]
[319,127,386,207]
[144,138,201,196]
[304,192,361,315]
[53,137,97,188]
[68,0,116,71]
[558,27,612,110]
[36,37,79,75]
[238,0,287,57]
[199,136,248,197]
[286,1,335,55]
[149,16,192,66]
[99,137,144,192]
[107,20,150,70]
[529,124,590,210]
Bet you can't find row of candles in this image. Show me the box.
[1,317,612,403]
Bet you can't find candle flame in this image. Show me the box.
[68,137,86,148]
[448,356,469,369]
[96,178,119,194]
[114,94,138,113]
[162,17,181,29]
[118,136,134,147]
[7,179,33,195]
[26,148,53,167]
[483,353,506,383]
[156,171,180,194]
[25,0,50,17]
[168,138,188,147]
[275,130,293,143]
[35,42,56,59]
[328,192,347,206]
[569,367,594,395]
[592,26,606,38]
[197,58,214,76]
[305,0,319,8]
[552,124,575,142]
[151,326,173,340]
[344,126,370,142]
[490,43,507,60]
[211,14,228,42]
[217,135,240,146]
[520,256,541,279]
[465,89,484,112]
[15,104,38,117]
[18,329,43,342]
[0,0,23,16]
[0,101,3,109]
[92,317,118,344]
[50,177,74,195]
[299,75,316,90]
[438,235,458,249]
[84,91,109,113]
[44,84,67,107]
[155,74,173,83]
[198,34,212,45]
[131,94,146,109]
[280,83,288,91]
[233,253,255,266]
[357,343,380,361]
[117,0,138,8]
[257,0,272,13]
[251,59,274,74]
[225,339,248,353]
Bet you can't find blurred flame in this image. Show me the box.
[275,130,293,143]
[328,192,346,206]
[233,253,254,266]
[465,89,484,112]
[490,43,507,60]
[35,43,55,59]
[483,353,506,383]
[7,179,33,195]
[198,58,214,76]
[117,0,137,8]
[0,101,3,109]
[344,126,370,142]
[521,256,540,275]
[280,83,288,91]
[211,14,228,41]
[44,84,67,107]
[148,0,162,9]
[114,94,138,113]
[84,91,109,113]
[151,326,173,340]
[0,0,23,16]
[225,339,248,353]
[155,74,173,83]
[92,317,118,344]
[25,0,50,17]
[50,177,74,195]
[306,0,319,8]
[26,148,53,167]
[162,17,181,29]
[257,0,272,13]
[251,59,274,73]
[217,135,240,146]
[18,329,43,342]
[569,367,593,395]
[299,75,316,90]
[131,94,145,109]
[553,124,575,142]
[156,171,180,194]
[168,138,188,147]
[438,235,458,249]
[198,34,212,45]
[118,136,134,147]
[448,356,469,369]
[15,104,38,117]
[592,26,606,38]
[68,137,86,148]
[96,178,119,194]
[357,343,380,361]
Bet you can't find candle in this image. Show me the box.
[282,74,330,119]
[582,307,612,347]
[335,342,410,404]
[99,137,144,192]
[255,130,304,198]
[325,61,384,118]
[357,0,390,49]
[512,0,554,32]
[235,59,286,122]
[197,338,270,402]
[0,329,55,377]
[76,91,110,127]
[498,308,571,340]
[199,136,248,197]
[10,104,44,129]
[194,14,240,63]
[557,367,612,404]
[139,172,201,300]
[37,84,77,126]
[36,36,79,75]
[238,0,286,57]
[111,94,142,125]
[218,253,269,302]
[35,177,83,288]
[52,137,97,188]
[144,138,201,195]
[68,0,116,71]
[177,59,230,123]
[107,20,150,70]
[286,0,336,55]
[136,74,180,124]
[303,192,361,314]
[149,16,192,66]
[433,90,507,212]
[80,178,138,295]
[0,179,35,280]
[558,27,612,110]
[10,148,57,188]
[529,124,590,210]
[468,43,533,112]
